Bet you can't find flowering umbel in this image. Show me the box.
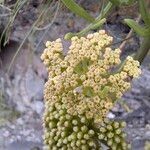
[41,30,141,149]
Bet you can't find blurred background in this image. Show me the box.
[0,0,150,150]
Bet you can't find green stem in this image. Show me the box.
[96,2,113,21]
[134,37,150,64]
[65,2,114,40]
[65,18,106,39]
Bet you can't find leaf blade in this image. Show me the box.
[139,0,150,25]
[61,0,95,23]
[124,19,150,37]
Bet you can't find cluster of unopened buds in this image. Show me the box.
[41,30,141,150]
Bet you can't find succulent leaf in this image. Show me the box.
[61,0,95,23]
[139,0,150,26]
[124,19,150,37]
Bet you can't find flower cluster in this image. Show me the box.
[41,30,141,149]
[43,101,100,150]
[43,100,129,150]
[98,118,131,150]
[41,30,141,123]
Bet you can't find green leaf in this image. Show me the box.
[74,58,89,75]
[139,0,150,25]
[61,0,95,23]
[124,19,150,37]
[83,87,94,97]
[74,63,83,75]
[109,0,120,5]
[99,86,109,98]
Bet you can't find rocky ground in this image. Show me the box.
[0,1,150,150]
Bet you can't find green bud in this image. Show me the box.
[107,124,113,130]
[113,122,119,128]
[49,122,56,128]
[107,139,113,146]
[49,106,54,112]
[121,122,126,128]
[80,117,87,123]
[81,139,86,144]
[52,146,57,150]
[114,136,121,143]
[122,141,127,147]
[64,121,69,127]
[48,139,54,145]
[54,113,60,119]
[45,117,50,122]
[61,145,67,150]
[116,129,121,135]
[54,136,59,141]
[71,132,77,140]
[65,114,72,120]
[61,131,67,138]
[73,126,79,132]
[45,132,50,139]
[121,133,127,138]
[88,140,95,147]
[63,138,68,144]
[76,140,81,147]
[56,141,61,147]
[98,134,104,140]
[81,144,89,150]
[72,119,78,125]
[100,127,106,133]
[88,130,95,136]
[59,110,65,115]
[49,115,54,120]
[70,141,76,147]
[57,122,61,127]
[59,116,66,122]
[112,144,117,150]
[77,132,83,139]
[81,126,88,133]
[107,132,114,138]
[83,134,90,140]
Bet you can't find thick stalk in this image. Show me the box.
[134,37,150,64]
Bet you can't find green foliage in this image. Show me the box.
[124,0,150,37]
[109,0,136,5]
[61,0,95,23]
[124,19,150,37]
[139,0,150,26]
[65,18,106,40]
[0,0,28,47]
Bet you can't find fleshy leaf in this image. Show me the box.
[139,0,150,26]
[61,0,95,23]
[124,19,150,37]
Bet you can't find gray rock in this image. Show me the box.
[20,66,44,103]
[31,101,44,115]
[6,141,42,150]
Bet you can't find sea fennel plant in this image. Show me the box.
[41,30,141,150]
